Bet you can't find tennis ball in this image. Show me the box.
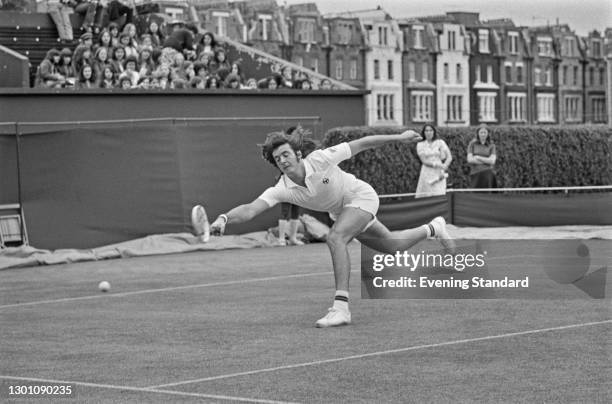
[98,281,110,292]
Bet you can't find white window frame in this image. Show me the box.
[478,92,497,122]
[534,67,542,86]
[537,37,553,56]
[349,59,357,80]
[564,95,581,122]
[212,11,230,37]
[479,29,489,53]
[545,67,552,86]
[508,32,519,54]
[507,92,527,122]
[456,63,462,84]
[421,61,428,82]
[297,17,315,43]
[504,62,513,84]
[446,94,463,122]
[258,14,272,41]
[408,61,416,82]
[486,65,493,83]
[447,29,456,50]
[411,91,433,122]
[516,63,524,84]
[335,59,343,80]
[413,26,424,48]
[537,93,555,122]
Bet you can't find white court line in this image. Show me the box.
[149,319,612,389]
[0,271,339,310]
[0,375,298,404]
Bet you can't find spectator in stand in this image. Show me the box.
[267,76,279,90]
[76,64,97,88]
[225,73,241,89]
[228,62,244,83]
[139,33,153,50]
[243,77,257,90]
[59,47,76,87]
[73,0,97,33]
[79,32,94,49]
[137,75,151,89]
[123,55,140,86]
[190,76,206,89]
[72,43,93,74]
[196,31,217,59]
[108,0,134,28]
[197,51,212,68]
[92,46,111,85]
[35,48,65,88]
[467,125,497,188]
[319,78,332,90]
[46,0,73,42]
[161,23,197,66]
[108,22,120,47]
[95,28,113,51]
[99,65,116,88]
[300,79,312,90]
[206,74,220,89]
[110,45,126,75]
[153,64,171,89]
[214,48,231,81]
[145,20,164,48]
[279,65,293,88]
[415,124,452,198]
[122,23,140,49]
[91,0,108,34]
[137,46,155,77]
[119,33,138,58]
[117,73,133,89]
[193,62,208,80]
[171,78,187,89]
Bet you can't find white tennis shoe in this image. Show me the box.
[191,205,210,243]
[315,307,351,328]
[430,216,456,253]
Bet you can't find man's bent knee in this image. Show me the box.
[326,229,351,249]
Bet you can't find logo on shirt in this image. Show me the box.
[322,178,329,184]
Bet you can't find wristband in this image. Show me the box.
[219,214,228,224]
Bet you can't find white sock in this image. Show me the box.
[333,290,349,311]
[421,224,434,238]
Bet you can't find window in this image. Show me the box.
[297,18,315,43]
[212,11,229,37]
[443,63,449,83]
[478,92,497,122]
[588,67,594,86]
[378,26,388,46]
[486,65,493,83]
[479,29,489,53]
[447,30,456,50]
[573,66,579,86]
[411,91,433,122]
[456,63,462,84]
[537,93,555,122]
[311,58,318,73]
[413,26,424,48]
[508,32,519,54]
[387,60,394,80]
[534,67,542,85]
[537,37,553,56]
[545,68,552,86]
[505,63,512,84]
[408,61,415,82]
[592,40,601,58]
[338,23,351,44]
[374,59,380,79]
[592,97,606,122]
[507,92,527,122]
[349,59,357,80]
[335,59,343,80]
[564,95,581,121]
[376,93,395,121]
[446,95,463,122]
[475,64,481,83]
[516,64,523,84]
[600,68,606,85]
[258,14,272,40]
[564,37,575,57]
[421,61,428,82]
[562,66,568,85]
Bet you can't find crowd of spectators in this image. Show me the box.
[35,13,336,91]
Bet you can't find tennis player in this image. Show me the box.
[192,129,455,328]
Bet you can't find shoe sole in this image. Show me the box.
[315,321,350,328]
[191,205,210,243]
[433,217,456,253]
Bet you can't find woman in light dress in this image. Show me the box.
[415,124,452,198]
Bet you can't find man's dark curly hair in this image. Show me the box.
[260,125,319,168]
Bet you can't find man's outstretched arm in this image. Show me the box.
[347,130,422,156]
[211,198,270,235]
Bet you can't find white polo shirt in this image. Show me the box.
[258,142,379,218]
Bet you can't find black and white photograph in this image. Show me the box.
[1,0,611,402]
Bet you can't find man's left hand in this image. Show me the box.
[399,130,423,143]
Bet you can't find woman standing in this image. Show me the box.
[415,124,452,198]
[467,125,497,188]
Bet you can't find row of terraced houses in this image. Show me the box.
[154,1,611,126]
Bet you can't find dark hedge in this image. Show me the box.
[321,125,612,194]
